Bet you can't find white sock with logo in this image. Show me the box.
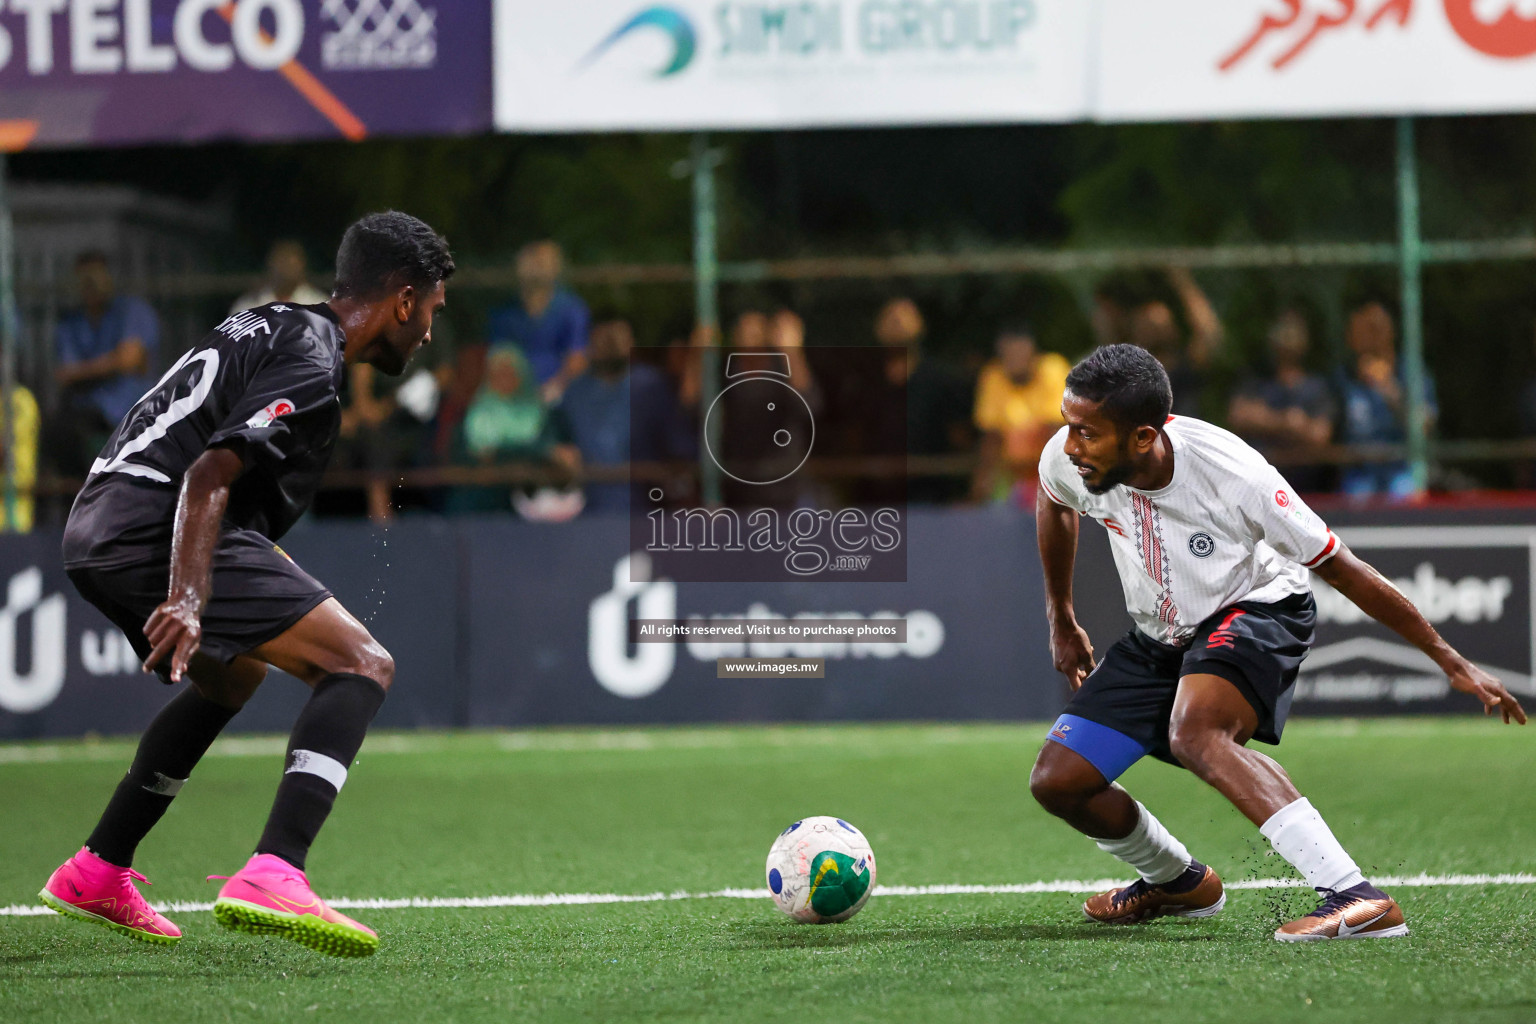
[1259,797,1366,892]
[1091,795,1193,885]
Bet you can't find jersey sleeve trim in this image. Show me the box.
[1040,478,1069,508]
[1302,530,1340,568]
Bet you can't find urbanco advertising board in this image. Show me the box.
[3,510,1530,739]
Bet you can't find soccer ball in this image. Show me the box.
[765,816,877,924]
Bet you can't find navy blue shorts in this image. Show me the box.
[67,528,332,679]
[1046,591,1316,782]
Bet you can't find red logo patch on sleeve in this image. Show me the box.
[245,398,296,429]
[1274,489,1291,508]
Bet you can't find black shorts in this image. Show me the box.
[1049,591,1316,780]
[67,528,332,677]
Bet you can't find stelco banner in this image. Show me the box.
[1095,0,1536,121]
[0,0,492,148]
[492,0,1094,130]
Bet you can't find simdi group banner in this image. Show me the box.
[1094,0,1536,121]
[0,0,492,149]
[492,0,1095,131]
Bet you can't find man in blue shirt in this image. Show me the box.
[486,241,589,403]
[554,317,694,515]
[54,252,159,472]
[1335,301,1436,500]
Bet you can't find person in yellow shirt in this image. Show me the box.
[1,383,39,533]
[971,322,1071,506]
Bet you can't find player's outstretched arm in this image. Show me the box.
[1037,486,1095,690]
[142,446,246,683]
[1312,544,1527,724]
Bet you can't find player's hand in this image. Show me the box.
[1051,623,1096,691]
[142,595,204,684]
[1448,659,1527,725]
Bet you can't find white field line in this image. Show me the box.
[3,872,1533,919]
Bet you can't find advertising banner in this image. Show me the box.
[0,520,462,741]
[462,508,1057,726]
[1070,515,1536,717]
[493,0,1094,131]
[0,0,492,149]
[1095,0,1536,121]
[1300,524,1535,714]
[3,509,1533,739]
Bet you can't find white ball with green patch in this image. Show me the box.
[765,816,877,924]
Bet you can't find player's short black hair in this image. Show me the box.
[1065,344,1173,434]
[333,211,455,300]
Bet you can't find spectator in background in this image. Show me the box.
[0,383,39,533]
[1336,300,1437,500]
[447,345,577,516]
[1228,309,1336,493]
[971,321,1070,505]
[230,240,328,313]
[1128,268,1223,417]
[488,241,590,403]
[721,308,819,508]
[52,251,158,474]
[555,317,694,515]
[435,241,590,462]
[874,297,972,504]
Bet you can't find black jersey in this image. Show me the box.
[63,302,346,569]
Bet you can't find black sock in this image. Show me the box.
[1161,859,1208,894]
[85,687,240,867]
[255,673,386,871]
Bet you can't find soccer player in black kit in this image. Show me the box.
[37,212,454,957]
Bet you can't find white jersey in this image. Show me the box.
[1038,416,1339,647]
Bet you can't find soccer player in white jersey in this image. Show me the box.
[1028,344,1525,941]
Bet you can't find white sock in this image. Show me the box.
[1091,797,1193,885]
[1259,797,1366,892]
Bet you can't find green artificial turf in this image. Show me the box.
[2,719,1533,1023]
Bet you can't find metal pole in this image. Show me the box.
[691,133,723,506]
[0,153,18,531]
[1396,117,1429,493]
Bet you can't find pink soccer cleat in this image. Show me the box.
[38,846,181,946]
[210,854,378,957]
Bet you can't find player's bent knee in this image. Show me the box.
[368,647,395,691]
[1029,757,1098,819]
[341,642,394,692]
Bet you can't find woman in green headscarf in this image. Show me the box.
[449,345,570,513]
